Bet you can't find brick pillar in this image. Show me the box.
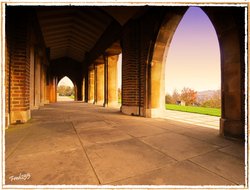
[34,48,41,108]
[84,73,89,103]
[40,63,45,106]
[7,10,31,124]
[82,78,85,101]
[107,55,118,106]
[93,64,97,104]
[96,63,104,105]
[88,67,94,103]
[29,45,35,109]
[121,21,144,116]
[76,79,83,101]
[5,29,10,127]
[48,77,57,103]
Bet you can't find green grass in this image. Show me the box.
[166,104,221,117]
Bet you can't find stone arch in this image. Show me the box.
[202,7,245,138]
[57,76,76,101]
[148,7,245,138]
[147,8,187,117]
[57,76,74,86]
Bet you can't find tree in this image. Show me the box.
[180,87,197,106]
[57,85,74,96]
[165,93,173,104]
[201,90,221,108]
[172,89,180,104]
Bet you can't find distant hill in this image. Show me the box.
[197,90,218,102]
[197,90,216,97]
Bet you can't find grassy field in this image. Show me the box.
[166,104,221,117]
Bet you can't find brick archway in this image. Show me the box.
[148,7,245,138]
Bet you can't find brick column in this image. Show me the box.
[7,10,31,123]
[88,67,94,103]
[5,28,10,127]
[120,21,144,115]
[75,79,83,101]
[47,77,57,103]
[29,45,35,109]
[107,55,118,106]
[40,64,45,106]
[34,49,41,108]
[84,73,89,103]
[82,78,85,101]
[96,63,104,105]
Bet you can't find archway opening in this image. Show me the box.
[164,7,221,128]
[57,76,75,102]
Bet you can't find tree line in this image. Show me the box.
[165,87,221,108]
[57,85,74,96]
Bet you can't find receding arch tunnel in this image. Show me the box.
[4,5,246,138]
[3,4,247,186]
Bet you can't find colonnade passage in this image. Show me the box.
[4,6,246,139]
[3,4,247,187]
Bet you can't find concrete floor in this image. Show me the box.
[5,101,245,186]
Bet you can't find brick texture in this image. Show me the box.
[121,21,140,107]
[6,10,30,113]
[121,8,165,112]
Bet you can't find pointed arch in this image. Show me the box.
[148,6,245,138]
[57,76,75,101]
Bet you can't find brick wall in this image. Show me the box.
[5,27,10,124]
[121,8,165,114]
[6,7,47,124]
[6,10,30,115]
[121,20,140,107]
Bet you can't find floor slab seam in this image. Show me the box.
[127,130,171,139]
[187,159,240,185]
[135,137,178,162]
[5,128,32,161]
[69,121,101,185]
[103,162,178,185]
[169,130,226,148]
[217,148,245,161]
[112,123,172,138]
[81,135,143,149]
[9,147,82,158]
[139,129,221,149]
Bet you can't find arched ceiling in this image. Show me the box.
[36,7,113,63]
[36,6,146,64]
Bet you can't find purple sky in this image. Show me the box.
[165,7,220,94]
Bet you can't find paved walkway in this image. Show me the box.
[162,110,220,129]
[5,102,245,186]
[57,95,74,102]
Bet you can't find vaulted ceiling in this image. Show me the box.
[36,6,145,64]
[36,7,113,62]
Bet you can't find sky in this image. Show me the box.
[58,76,74,87]
[165,7,220,94]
